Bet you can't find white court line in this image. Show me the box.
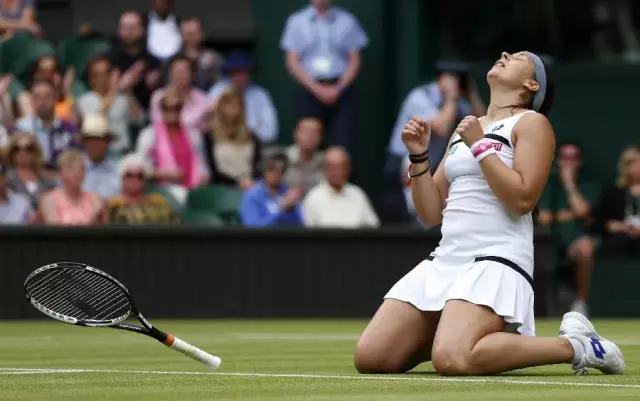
[0,368,639,389]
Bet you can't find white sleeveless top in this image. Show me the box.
[432,111,535,275]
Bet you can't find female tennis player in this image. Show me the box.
[354,51,624,376]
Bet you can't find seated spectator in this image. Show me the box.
[303,146,379,228]
[284,117,324,193]
[203,88,261,190]
[150,55,208,132]
[77,56,143,154]
[39,149,103,226]
[240,153,303,227]
[180,16,223,91]
[81,114,120,199]
[207,50,278,144]
[145,0,181,62]
[0,0,41,38]
[108,10,162,109]
[595,144,640,258]
[136,91,208,203]
[378,156,419,226]
[0,163,33,224]
[5,132,56,208]
[18,55,77,123]
[538,141,600,316]
[15,80,79,169]
[107,153,175,224]
[0,74,15,128]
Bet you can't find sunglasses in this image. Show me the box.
[15,144,36,152]
[161,104,183,112]
[123,172,145,180]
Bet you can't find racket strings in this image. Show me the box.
[26,267,131,323]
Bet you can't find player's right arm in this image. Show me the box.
[402,117,450,226]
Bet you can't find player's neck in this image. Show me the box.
[486,91,526,122]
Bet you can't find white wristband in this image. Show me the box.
[469,138,497,162]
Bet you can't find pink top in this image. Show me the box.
[49,189,99,226]
[150,87,209,131]
[169,129,194,187]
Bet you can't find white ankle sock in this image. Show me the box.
[568,338,585,365]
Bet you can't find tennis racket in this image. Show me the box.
[24,261,221,370]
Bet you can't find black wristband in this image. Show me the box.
[409,150,430,164]
[409,164,431,178]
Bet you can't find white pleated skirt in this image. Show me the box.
[384,257,536,336]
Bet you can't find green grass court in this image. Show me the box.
[1,319,639,400]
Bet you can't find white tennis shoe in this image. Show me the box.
[559,312,624,375]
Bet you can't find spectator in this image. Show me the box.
[303,146,379,227]
[136,91,208,203]
[538,141,600,316]
[240,153,303,227]
[5,132,55,208]
[39,149,103,226]
[77,56,143,154]
[281,0,368,153]
[81,114,120,199]
[378,156,419,226]
[0,0,41,38]
[387,62,486,176]
[145,0,181,62]
[207,50,278,144]
[0,163,33,224]
[284,116,324,193]
[107,153,175,224]
[180,16,223,91]
[0,74,15,128]
[18,55,77,123]
[15,80,78,169]
[108,10,162,109]
[595,144,640,257]
[203,88,261,190]
[150,55,208,132]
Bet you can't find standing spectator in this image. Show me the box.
[0,0,41,38]
[303,146,378,228]
[284,116,324,193]
[387,62,486,175]
[207,51,278,144]
[80,114,120,199]
[5,132,55,208]
[0,163,32,224]
[39,149,103,226]
[145,0,182,62]
[281,0,368,153]
[77,56,143,155]
[150,55,208,132]
[15,80,79,169]
[136,91,208,203]
[107,153,175,225]
[538,141,600,316]
[17,55,77,123]
[595,144,640,257]
[180,16,224,91]
[203,88,261,190]
[240,153,303,227]
[108,10,162,110]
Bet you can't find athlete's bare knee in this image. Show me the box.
[354,342,408,374]
[431,344,471,375]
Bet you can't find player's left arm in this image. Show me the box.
[457,113,556,215]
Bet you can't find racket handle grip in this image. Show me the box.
[164,334,222,370]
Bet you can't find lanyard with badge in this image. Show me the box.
[310,13,336,78]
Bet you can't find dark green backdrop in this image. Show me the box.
[252,0,639,198]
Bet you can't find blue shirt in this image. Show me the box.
[280,5,368,80]
[83,157,121,199]
[15,116,78,168]
[388,82,472,167]
[208,79,279,144]
[240,181,303,227]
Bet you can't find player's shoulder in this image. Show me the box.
[514,111,554,136]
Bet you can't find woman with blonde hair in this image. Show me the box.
[5,132,56,208]
[203,88,261,190]
[595,144,640,257]
[39,149,103,226]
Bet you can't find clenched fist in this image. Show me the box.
[455,115,485,147]
[402,117,431,155]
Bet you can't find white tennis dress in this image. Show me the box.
[385,111,537,335]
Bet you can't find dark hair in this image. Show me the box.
[261,153,289,174]
[28,54,59,85]
[86,55,112,74]
[168,54,195,74]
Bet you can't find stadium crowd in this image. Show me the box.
[0,0,638,254]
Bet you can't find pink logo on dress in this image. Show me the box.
[492,143,503,151]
